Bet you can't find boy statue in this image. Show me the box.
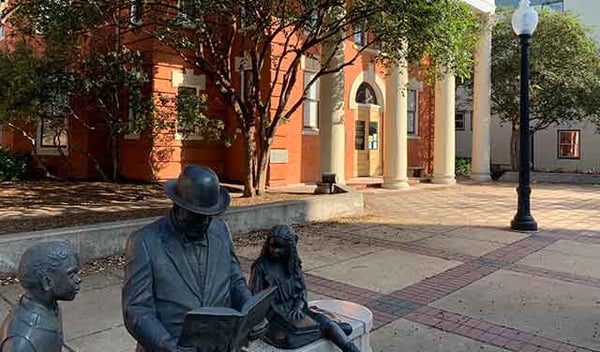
[0,241,82,352]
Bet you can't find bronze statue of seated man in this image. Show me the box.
[249,225,360,352]
[0,241,81,352]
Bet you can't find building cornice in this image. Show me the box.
[462,0,495,13]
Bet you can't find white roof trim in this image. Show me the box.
[462,0,495,13]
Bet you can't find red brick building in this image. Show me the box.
[0,0,496,187]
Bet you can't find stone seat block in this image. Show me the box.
[248,300,373,352]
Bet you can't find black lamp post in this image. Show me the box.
[510,0,538,231]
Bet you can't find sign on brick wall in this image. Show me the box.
[270,149,289,164]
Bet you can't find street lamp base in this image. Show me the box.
[510,215,538,232]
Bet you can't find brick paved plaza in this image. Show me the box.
[2,182,600,351]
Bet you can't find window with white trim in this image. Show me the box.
[37,94,69,154]
[240,69,253,103]
[355,82,378,106]
[455,111,465,131]
[354,25,366,47]
[355,121,366,150]
[39,117,68,149]
[557,130,580,159]
[176,86,200,135]
[240,6,254,30]
[178,0,194,21]
[125,93,141,139]
[407,89,418,136]
[368,121,378,150]
[303,71,319,130]
[130,0,143,24]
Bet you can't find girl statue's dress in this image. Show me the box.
[249,225,360,352]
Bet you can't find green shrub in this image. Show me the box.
[455,157,471,176]
[0,149,29,181]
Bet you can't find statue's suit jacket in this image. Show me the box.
[122,216,251,352]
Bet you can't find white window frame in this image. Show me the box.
[36,93,69,155]
[175,85,204,141]
[368,121,379,150]
[557,129,581,159]
[239,6,251,31]
[355,82,380,108]
[240,68,253,103]
[354,25,366,47]
[36,116,69,156]
[455,111,466,131]
[407,89,418,137]
[355,120,366,151]
[303,71,319,132]
[177,0,194,26]
[0,0,7,40]
[171,69,206,141]
[130,0,143,25]
[538,0,564,11]
[124,94,141,140]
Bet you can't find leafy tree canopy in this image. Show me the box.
[3,0,480,191]
[492,8,600,133]
[139,0,480,195]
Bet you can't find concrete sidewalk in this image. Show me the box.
[2,182,600,351]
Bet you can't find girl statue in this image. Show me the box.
[249,225,360,352]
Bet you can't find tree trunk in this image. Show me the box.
[255,141,271,195]
[73,146,110,182]
[112,133,119,182]
[510,124,519,170]
[242,126,256,197]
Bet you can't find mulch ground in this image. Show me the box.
[0,180,313,235]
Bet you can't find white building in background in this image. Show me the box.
[456,0,600,173]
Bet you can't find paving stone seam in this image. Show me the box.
[509,264,600,289]
[305,275,599,351]
[542,231,600,245]
[301,249,386,272]
[321,231,478,262]
[239,234,598,350]
[403,306,599,352]
[65,322,127,342]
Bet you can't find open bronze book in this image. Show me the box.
[178,286,277,351]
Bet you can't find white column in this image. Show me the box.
[319,11,346,184]
[432,72,456,185]
[383,61,409,189]
[471,13,493,182]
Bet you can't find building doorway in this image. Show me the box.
[353,82,383,177]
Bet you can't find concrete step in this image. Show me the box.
[347,177,423,189]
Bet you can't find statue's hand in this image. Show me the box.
[289,307,305,322]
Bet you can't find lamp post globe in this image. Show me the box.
[510,0,539,232]
[512,0,539,36]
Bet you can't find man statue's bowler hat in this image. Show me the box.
[164,165,230,216]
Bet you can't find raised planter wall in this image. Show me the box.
[499,171,600,184]
[0,192,363,273]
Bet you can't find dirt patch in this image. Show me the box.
[0,181,313,235]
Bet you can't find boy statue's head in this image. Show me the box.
[17,241,81,305]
